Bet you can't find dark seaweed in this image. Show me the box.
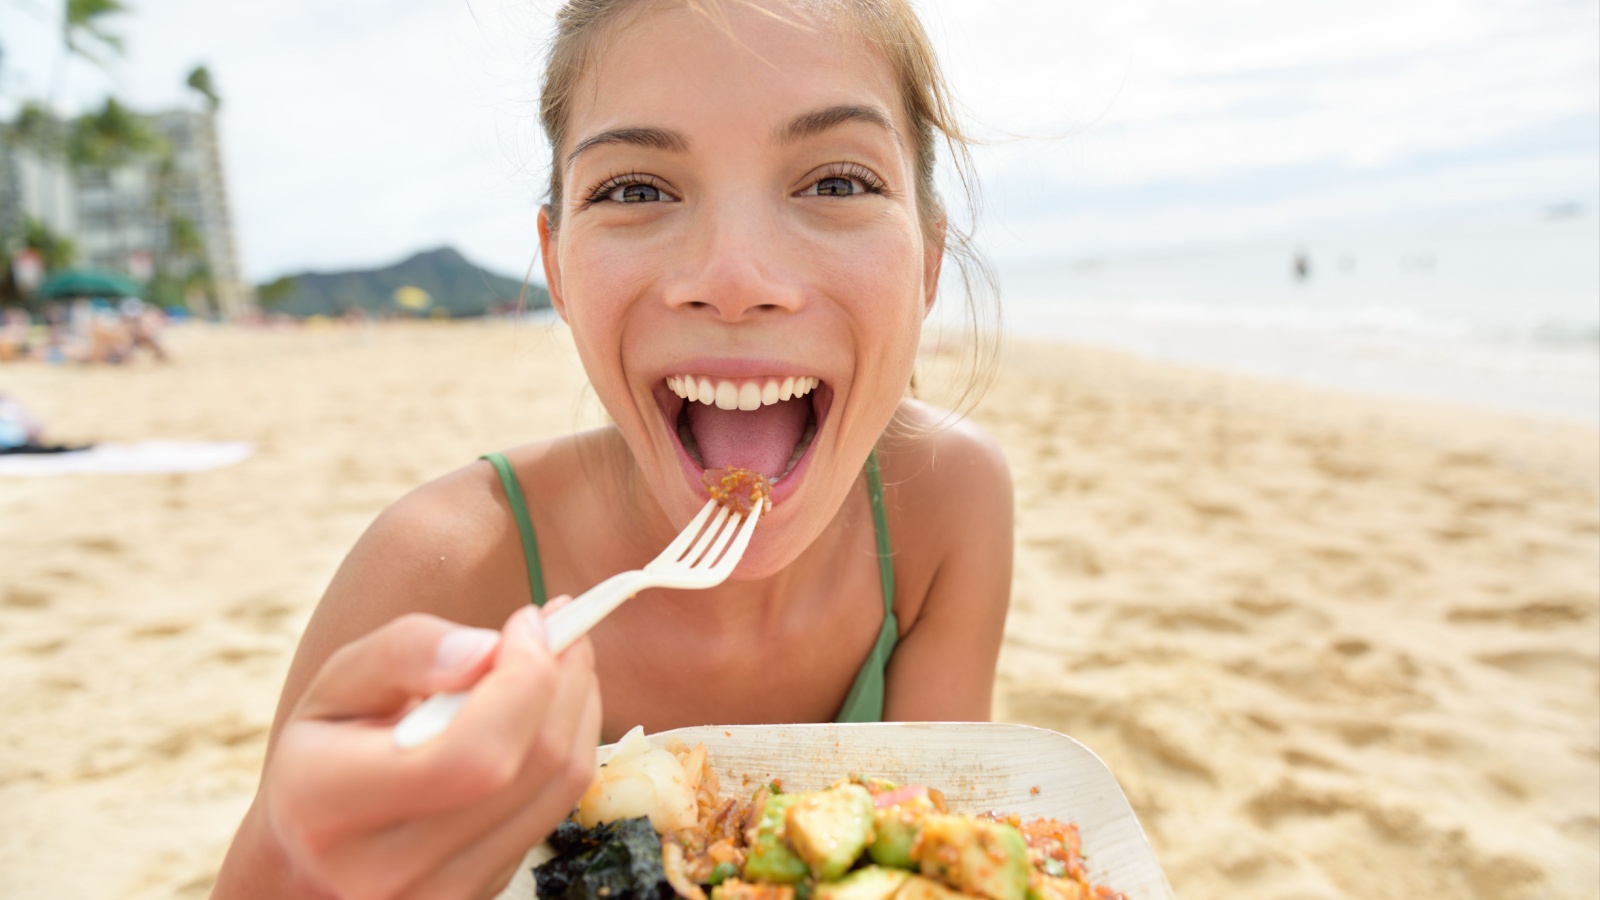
[534,817,674,900]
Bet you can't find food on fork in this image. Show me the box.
[702,467,773,515]
[535,730,1128,900]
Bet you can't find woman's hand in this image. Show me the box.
[214,602,601,900]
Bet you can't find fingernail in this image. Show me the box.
[435,627,499,670]
[515,606,546,644]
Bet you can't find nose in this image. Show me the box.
[661,200,805,322]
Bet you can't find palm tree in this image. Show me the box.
[22,217,78,271]
[68,96,159,168]
[51,0,129,102]
[63,0,128,68]
[7,102,67,159]
[4,103,73,261]
[185,65,220,111]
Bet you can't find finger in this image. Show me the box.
[327,632,600,897]
[278,607,565,847]
[400,685,604,900]
[296,613,501,722]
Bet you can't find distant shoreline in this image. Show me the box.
[992,319,1600,430]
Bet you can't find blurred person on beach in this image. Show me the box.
[0,393,89,454]
[0,306,33,361]
[212,1,1013,897]
[82,299,169,365]
[15,298,172,365]
[119,298,170,363]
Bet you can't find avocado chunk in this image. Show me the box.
[893,875,973,900]
[814,867,912,900]
[911,815,1029,900]
[744,793,812,884]
[868,791,939,870]
[785,783,876,880]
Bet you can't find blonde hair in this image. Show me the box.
[538,0,999,414]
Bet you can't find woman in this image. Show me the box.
[214,1,1012,896]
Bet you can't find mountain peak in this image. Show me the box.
[261,246,548,317]
[403,246,468,266]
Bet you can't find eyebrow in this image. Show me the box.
[564,104,901,169]
[779,104,902,146]
[566,127,688,167]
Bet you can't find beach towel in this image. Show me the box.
[0,441,254,476]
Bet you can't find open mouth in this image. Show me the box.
[659,374,829,499]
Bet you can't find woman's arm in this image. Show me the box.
[265,466,530,758]
[881,415,1014,721]
[215,467,595,898]
[213,606,600,899]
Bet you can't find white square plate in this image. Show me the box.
[498,723,1174,900]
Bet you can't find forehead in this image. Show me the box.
[567,2,904,153]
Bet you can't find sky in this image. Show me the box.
[1,0,1596,282]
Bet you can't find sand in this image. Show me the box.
[1,321,1595,899]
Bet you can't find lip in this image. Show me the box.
[651,357,826,382]
[648,357,833,509]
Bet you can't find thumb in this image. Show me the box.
[494,603,552,663]
[541,593,576,614]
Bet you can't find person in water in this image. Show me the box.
[214,1,1013,896]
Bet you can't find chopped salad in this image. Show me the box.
[534,729,1126,900]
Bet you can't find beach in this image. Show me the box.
[1,320,1595,899]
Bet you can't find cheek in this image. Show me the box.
[557,239,650,400]
[558,237,641,332]
[831,227,926,368]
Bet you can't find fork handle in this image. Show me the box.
[543,570,646,651]
[392,571,648,749]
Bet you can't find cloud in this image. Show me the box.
[2,0,1594,278]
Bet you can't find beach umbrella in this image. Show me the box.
[35,269,145,300]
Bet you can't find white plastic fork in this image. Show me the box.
[392,498,763,748]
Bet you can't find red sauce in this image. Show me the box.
[702,467,773,515]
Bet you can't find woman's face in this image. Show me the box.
[540,1,940,576]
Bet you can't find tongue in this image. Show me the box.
[685,396,811,479]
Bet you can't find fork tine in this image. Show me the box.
[661,499,718,563]
[683,505,732,566]
[705,503,762,572]
[692,507,744,569]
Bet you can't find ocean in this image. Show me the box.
[986,215,1599,426]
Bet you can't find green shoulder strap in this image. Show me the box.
[865,449,896,613]
[835,450,899,723]
[482,452,548,607]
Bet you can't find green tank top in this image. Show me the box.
[481,451,899,724]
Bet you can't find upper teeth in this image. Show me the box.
[667,375,818,410]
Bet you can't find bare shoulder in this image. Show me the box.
[876,401,1013,720]
[329,438,585,622]
[274,440,569,738]
[873,399,1012,620]
[335,459,516,613]
[878,399,1013,528]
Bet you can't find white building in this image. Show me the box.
[2,106,252,316]
[0,144,76,239]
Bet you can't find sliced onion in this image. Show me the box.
[576,726,698,834]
